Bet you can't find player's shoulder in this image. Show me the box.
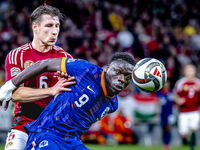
[6,43,30,61]
[194,77,200,84]
[52,45,73,58]
[176,77,187,85]
[7,43,30,55]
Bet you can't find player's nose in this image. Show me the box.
[52,26,59,35]
[118,74,125,83]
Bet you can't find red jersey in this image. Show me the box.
[173,77,200,112]
[5,42,72,132]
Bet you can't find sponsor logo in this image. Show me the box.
[6,142,13,148]
[8,133,15,141]
[24,60,34,68]
[10,67,20,77]
[153,67,161,77]
[39,140,48,148]
[87,85,96,94]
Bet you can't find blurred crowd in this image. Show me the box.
[1,0,200,146]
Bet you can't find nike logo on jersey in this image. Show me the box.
[87,85,96,94]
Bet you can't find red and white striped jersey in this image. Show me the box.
[173,77,200,112]
[5,42,73,132]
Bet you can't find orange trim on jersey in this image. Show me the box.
[101,70,114,98]
[61,57,67,73]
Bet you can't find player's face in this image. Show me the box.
[35,14,60,46]
[184,65,196,79]
[105,59,133,96]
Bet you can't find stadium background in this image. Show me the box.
[1,0,200,149]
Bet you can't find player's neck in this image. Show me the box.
[186,76,195,82]
[104,74,114,98]
[32,40,51,53]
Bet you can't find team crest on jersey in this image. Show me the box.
[6,142,13,148]
[10,67,20,77]
[67,58,75,63]
[24,60,34,68]
[39,140,48,148]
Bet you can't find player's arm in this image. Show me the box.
[0,58,70,103]
[173,93,185,105]
[12,58,63,87]
[12,76,74,102]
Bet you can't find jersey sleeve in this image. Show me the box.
[60,57,95,77]
[173,80,182,95]
[5,49,22,81]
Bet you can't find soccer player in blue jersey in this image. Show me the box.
[156,80,174,150]
[0,52,136,150]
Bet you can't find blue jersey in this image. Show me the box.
[24,58,118,139]
[156,90,174,126]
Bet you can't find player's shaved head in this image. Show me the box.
[30,5,65,26]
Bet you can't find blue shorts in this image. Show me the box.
[160,111,175,127]
[25,132,90,150]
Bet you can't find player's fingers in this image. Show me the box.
[65,76,75,82]
[63,81,76,87]
[4,100,10,111]
[61,88,72,92]
[57,71,61,76]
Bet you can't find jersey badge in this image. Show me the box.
[24,60,34,68]
[100,107,110,120]
[39,140,48,148]
[10,67,20,77]
[6,142,13,148]
[67,58,75,63]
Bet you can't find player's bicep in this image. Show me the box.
[46,58,63,72]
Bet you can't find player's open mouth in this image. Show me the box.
[115,85,123,91]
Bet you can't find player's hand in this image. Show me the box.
[0,80,16,108]
[50,76,76,96]
[176,97,186,105]
[0,100,11,111]
[0,83,13,104]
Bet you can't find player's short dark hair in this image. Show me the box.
[30,5,65,26]
[109,52,136,66]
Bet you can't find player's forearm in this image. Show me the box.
[12,86,53,102]
[173,95,179,103]
[12,58,62,87]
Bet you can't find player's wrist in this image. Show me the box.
[4,80,17,92]
[0,80,17,102]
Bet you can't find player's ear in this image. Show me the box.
[105,65,110,72]
[32,22,38,34]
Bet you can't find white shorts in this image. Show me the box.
[178,111,200,135]
[4,129,28,150]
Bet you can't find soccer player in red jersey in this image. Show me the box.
[173,64,200,150]
[3,5,75,150]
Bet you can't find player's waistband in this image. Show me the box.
[28,128,82,141]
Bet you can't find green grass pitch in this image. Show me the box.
[1,144,200,150]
